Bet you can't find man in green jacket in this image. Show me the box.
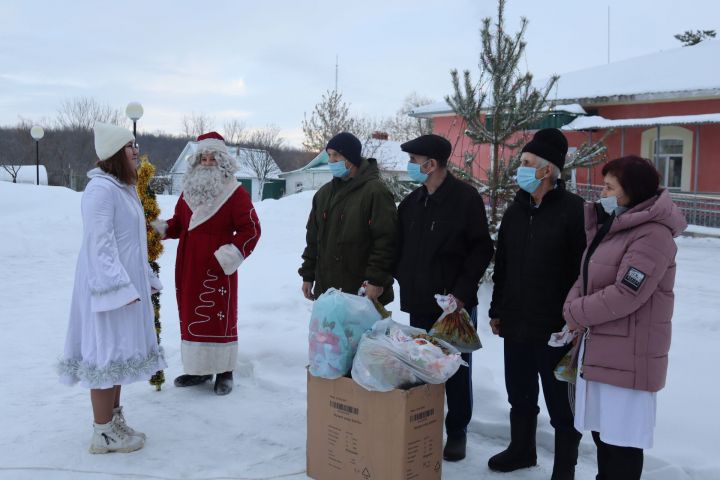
[299,132,397,305]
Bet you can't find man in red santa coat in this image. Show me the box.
[153,132,260,395]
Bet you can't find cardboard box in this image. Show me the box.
[307,372,444,480]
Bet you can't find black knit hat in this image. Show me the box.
[521,128,569,170]
[400,134,452,164]
[326,132,362,166]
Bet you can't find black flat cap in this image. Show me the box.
[400,134,452,162]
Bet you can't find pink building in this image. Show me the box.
[411,40,720,195]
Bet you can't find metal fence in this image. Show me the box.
[572,183,720,228]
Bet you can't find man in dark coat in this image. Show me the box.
[299,132,397,305]
[488,128,586,479]
[395,134,494,461]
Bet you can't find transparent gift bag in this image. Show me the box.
[351,318,467,392]
[308,288,382,379]
[428,294,481,353]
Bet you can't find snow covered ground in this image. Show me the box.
[0,181,718,480]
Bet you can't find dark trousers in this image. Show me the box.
[592,431,643,480]
[503,338,575,431]
[410,308,476,436]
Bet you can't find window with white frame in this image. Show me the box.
[652,139,683,189]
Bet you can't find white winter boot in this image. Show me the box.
[89,421,144,454]
[112,406,146,440]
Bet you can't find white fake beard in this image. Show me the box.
[182,165,232,211]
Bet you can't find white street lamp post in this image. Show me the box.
[30,125,44,185]
[125,102,144,144]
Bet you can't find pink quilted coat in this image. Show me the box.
[564,190,687,392]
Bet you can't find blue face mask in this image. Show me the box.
[407,161,429,183]
[328,160,350,178]
[598,195,618,214]
[597,195,628,216]
[516,166,544,194]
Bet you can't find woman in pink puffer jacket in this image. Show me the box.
[563,155,687,480]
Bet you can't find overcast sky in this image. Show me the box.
[1,0,718,146]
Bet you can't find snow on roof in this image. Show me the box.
[303,151,329,170]
[283,139,408,174]
[0,165,48,184]
[552,104,587,115]
[169,142,281,179]
[549,40,720,103]
[362,138,407,171]
[409,101,454,117]
[411,41,720,117]
[562,113,720,130]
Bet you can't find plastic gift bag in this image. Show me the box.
[548,325,579,384]
[351,319,467,392]
[357,280,392,319]
[554,348,578,384]
[428,294,481,353]
[308,288,382,379]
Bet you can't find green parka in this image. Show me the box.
[299,158,397,305]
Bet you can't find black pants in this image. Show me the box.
[410,308,476,436]
[503,338,575,431]
[592,431,643,480]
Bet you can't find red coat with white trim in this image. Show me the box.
[165,185,260,345]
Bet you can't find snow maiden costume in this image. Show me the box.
[58,122,167,454]
[154,131,260,395]
[58,127,166,388]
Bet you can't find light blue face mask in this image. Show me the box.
[328,160,350,178]
[407,161,429,183]
[516,166,544,194]
[598,195,617,214]
[597,196,628,215]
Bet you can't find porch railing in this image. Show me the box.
[572,183,720,228]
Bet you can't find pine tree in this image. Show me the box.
[380,173,416,202]
[674,29,716,46]
[136,156,165,391]
[445,0,558,233]
[563,129,613,179]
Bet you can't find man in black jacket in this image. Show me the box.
[488,128,586,480]
[395,134,494,462]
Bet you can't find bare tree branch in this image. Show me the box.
[0,164,23,183]
[243,126,283,200]
[223,119,247,147]
[181,113,215,139]
[56,97,125,130]
[386,92,435,142]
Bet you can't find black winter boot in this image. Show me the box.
[443,433,466,461]
[551,428,582,480]
[488,411,537,472]
[174,374,212,387]
[592,431,643,480]
[214,371,234,395]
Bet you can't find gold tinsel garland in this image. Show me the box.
[136,156,165,390]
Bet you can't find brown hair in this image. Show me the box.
[96,146,137,185]
[601,155,660,207]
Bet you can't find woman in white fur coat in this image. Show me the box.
[58,123,166,454]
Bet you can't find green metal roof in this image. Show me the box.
[303,150,328,169]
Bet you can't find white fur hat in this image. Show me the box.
[94,122,134,161]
